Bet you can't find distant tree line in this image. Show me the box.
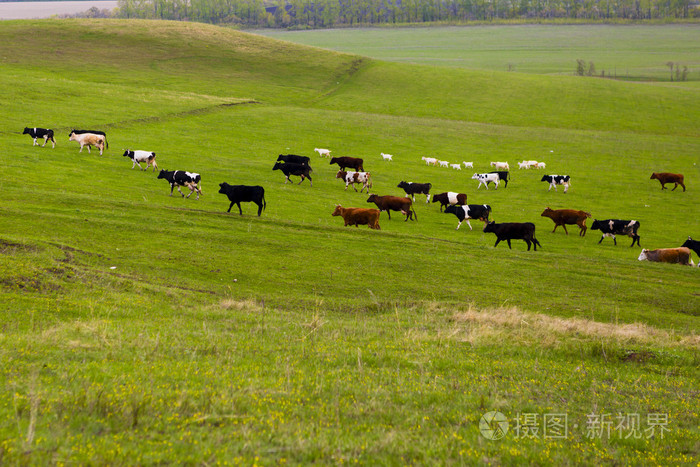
[116,0,699,26]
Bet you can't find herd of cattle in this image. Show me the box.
[22,127,697,267]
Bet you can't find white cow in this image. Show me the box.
[472,173,500,190]
[490,161,509,171]
[314,148,331,158]
[336,170,372,193]
[123,150,158,171]
[69,131,107,155]
[381,152,393,161]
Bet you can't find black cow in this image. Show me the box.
[483,221,541,251]
[681,237,700,259]
[218,183,266,216]
[444,204,491,230]
[272,162,312,186]
[541,175,571,193]
[488,171,510,188]
[157,170,202,199]
[69,129,106,136]
[277,154,310,166]
[23,127,55,148]
[590,219,640,247]
[397,181,432,203]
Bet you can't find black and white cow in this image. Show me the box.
[483,221,541,251]
[123,150,157,171]
[23,127,55,148]
[471,173,500,190]
[272,162,313,186]
[488,171,510,188]
[590,219,640,247]
[157,170,202,199]
[541,175,571,193]
[397,181,432,202]
[218,183,266,216]
[444,204,491,230]
[277,154,310,166]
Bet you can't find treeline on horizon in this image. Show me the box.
[115,0,698,26]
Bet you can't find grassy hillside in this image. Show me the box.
[0,20,698,464]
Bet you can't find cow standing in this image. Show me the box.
[157,170,202,199]
[23,127,55,148]
[218,183,266,216]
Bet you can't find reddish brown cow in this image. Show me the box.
[650,172,685,192]
[638,247,693,266]
[332,205,381,230]
[540,207,592,236]
[366,194,416,221]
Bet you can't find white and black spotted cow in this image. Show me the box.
[157,170,202,199]
[444,204,491,230]
[590,219,640,247]
[471,173,500,190]
[123,150,158,171]
[23,127,56,148]
[541,174,571,193]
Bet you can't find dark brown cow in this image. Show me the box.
[366,194,416,221]
[330,156,364,172]
[332,205,380,230]
[431,192,467,212]
[650,172,685,192]
[540,207,592,236]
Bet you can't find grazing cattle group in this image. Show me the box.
[21,125,693,266]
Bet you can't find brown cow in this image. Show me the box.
[650,172,685,192]
[366,194,416,221]
[540,207,592,236]
[638,247,694,266]
[332,205,380,230]
[330,156,364,172]
[431,192,467,212]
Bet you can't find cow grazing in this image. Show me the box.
[123,150,157,171]
[277,154,310,166]
[332,205,380,230]
[483,221,541,251]
[488,171,510,188]
[444,204,491,230]
[315,148,331,158]
[157,170,202,199]
[272,161,312,186]
[681,237,700,261]
[336,170,372,193]
[590,219,641,247]
[541,174,570,193]
[366,194,416,221]
[472,173,500,190]
[540,207,592,236]
[397,181,432,203]
[330,156,364,172]
[23,127,55,148]
[490,161,509,171]
[638,248,693,266]
[463,161,473,169]
[381,153,393,161]
[650,172,685,192]
[68,130,107,155]
[432,192,467,212]
[218,183,266,216]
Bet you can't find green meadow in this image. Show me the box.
[0,20,698,464]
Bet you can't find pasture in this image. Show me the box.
[0,19,698,464]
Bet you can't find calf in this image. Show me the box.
[381,152,393,161]
[336,170,372,193]
[397,181,432,203]
[540,207,591,236]
[541,174,570,193]
[638,247,693,266]
[218,183,266,216]
[23,127,55,148]
[366,194,416,221]
[157,170,202,199]
[330,156,364,172]
[69,130,107,155]
[488,171,510,188]
[123,150,157,171]
[272,162,312,186]
[432,192,467,212]
[277,154,310,165]
[471,173,500,190]
[483,221,541,251]
[332,205,380,230]
[590,219,640,247]
[650,172,685,192]
[490,161,509,171]
[315,148,331,158]
[444,204,491,230]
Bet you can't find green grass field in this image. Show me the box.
[0,19,698,464]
